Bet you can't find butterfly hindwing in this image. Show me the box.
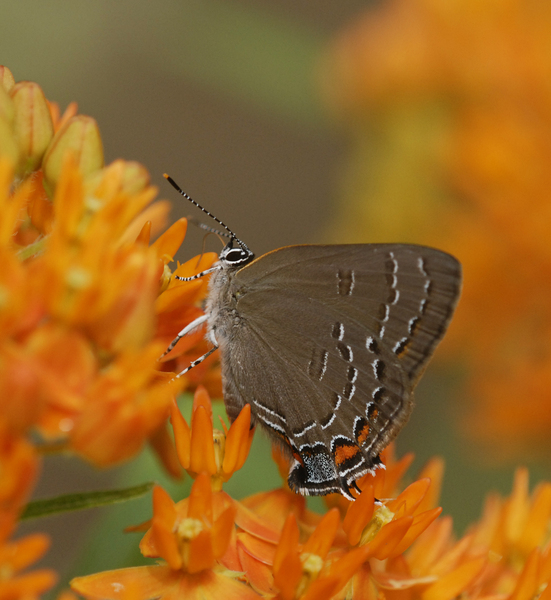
[213,244,461,497]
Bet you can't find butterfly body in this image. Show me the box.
[203,243,461,500]
[162,175,460,500]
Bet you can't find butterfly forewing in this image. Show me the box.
[215,244,461,497]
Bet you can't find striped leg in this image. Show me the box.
[174,345,218,379]
[175,266,218,282]
[163,263,221,377]
[160,314,209,359]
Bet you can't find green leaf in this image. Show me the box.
[20,482,155,521]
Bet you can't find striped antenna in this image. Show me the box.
[187,216,232,239]
[163,174,248,251]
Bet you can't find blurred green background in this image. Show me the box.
[2,0,539,592]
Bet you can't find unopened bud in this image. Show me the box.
[0,85,14,124]
[84,159,150,197]
[0,117,20,166]
[0,66,15,93]
[118,160,151,195]
[10,81,54,174]
[42,115,104,191]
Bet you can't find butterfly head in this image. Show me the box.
[220,239,255,269]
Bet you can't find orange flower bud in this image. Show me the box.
[10,81,54,174]
[42,115,104,192]
[84,159,151,197]
[0,116,19,166]
[118,160,151,194]
[0,65,15,92]
[0,84,14,124]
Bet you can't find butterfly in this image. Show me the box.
[163,175,462,500]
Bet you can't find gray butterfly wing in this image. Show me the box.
[217,244,461,497]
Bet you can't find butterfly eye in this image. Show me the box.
[223,248,251,265]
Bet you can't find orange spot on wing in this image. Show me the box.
[356,422,371,446]
[334,443,360,466]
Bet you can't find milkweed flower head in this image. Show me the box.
[0,65,219,468]
[170,386,254,489]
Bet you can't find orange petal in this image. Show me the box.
[222,404,251,475]
[219,527,241,572]
[327,545,371,581]
[187,530,215,574]
[303,507,340,559]
[301,576,341,600]
[188,472,213,522]
[192,386,213,424]
[1,569,57,598]
[236,531,277,565]
[190,406,217,475]
[518,482,551,555]
[171,400,191,469]
[509,548,541,600]
[373,451,415,499]
[149,422,182,479]
[407,516,454,574]
[152,486,177,526]
[386,478,431,517]
[505,467,530,543]
[148,487,181,569]
[71,565,180,600]
[185,570,262,599]
[120,200,171,245]
[429,531,475,578]
[540,545,551,588]
[211,504,237,559]
[135,221,151,246]
[234,500,281,544]
[150,515,181,570]
[303,546,370,600]
[365,515,413,560]
[0,533,50,571]
[273,514,300,575]
[416,457,445,513]
[151,218,187,262]
[53,101,78,132]
[422,557,486,600]
[236,538,276,596]
[539,582,551,600]
[50,153,84,238]
[388,507,442,558]
[273,552,302,600]
[343,485,375,546]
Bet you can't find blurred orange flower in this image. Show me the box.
[321,0,551,459]
[0,66,221,472]
[0,529,57,600]
[0,420,56,599]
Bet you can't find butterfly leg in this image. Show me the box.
[174,344,218,379]
[160,314,209,359]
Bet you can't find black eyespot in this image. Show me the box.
[225,249,247,262]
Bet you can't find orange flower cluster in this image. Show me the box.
[0,65,218,596]
[71,389,551,599]
[4,59,551,600]
[321,0,551,458]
